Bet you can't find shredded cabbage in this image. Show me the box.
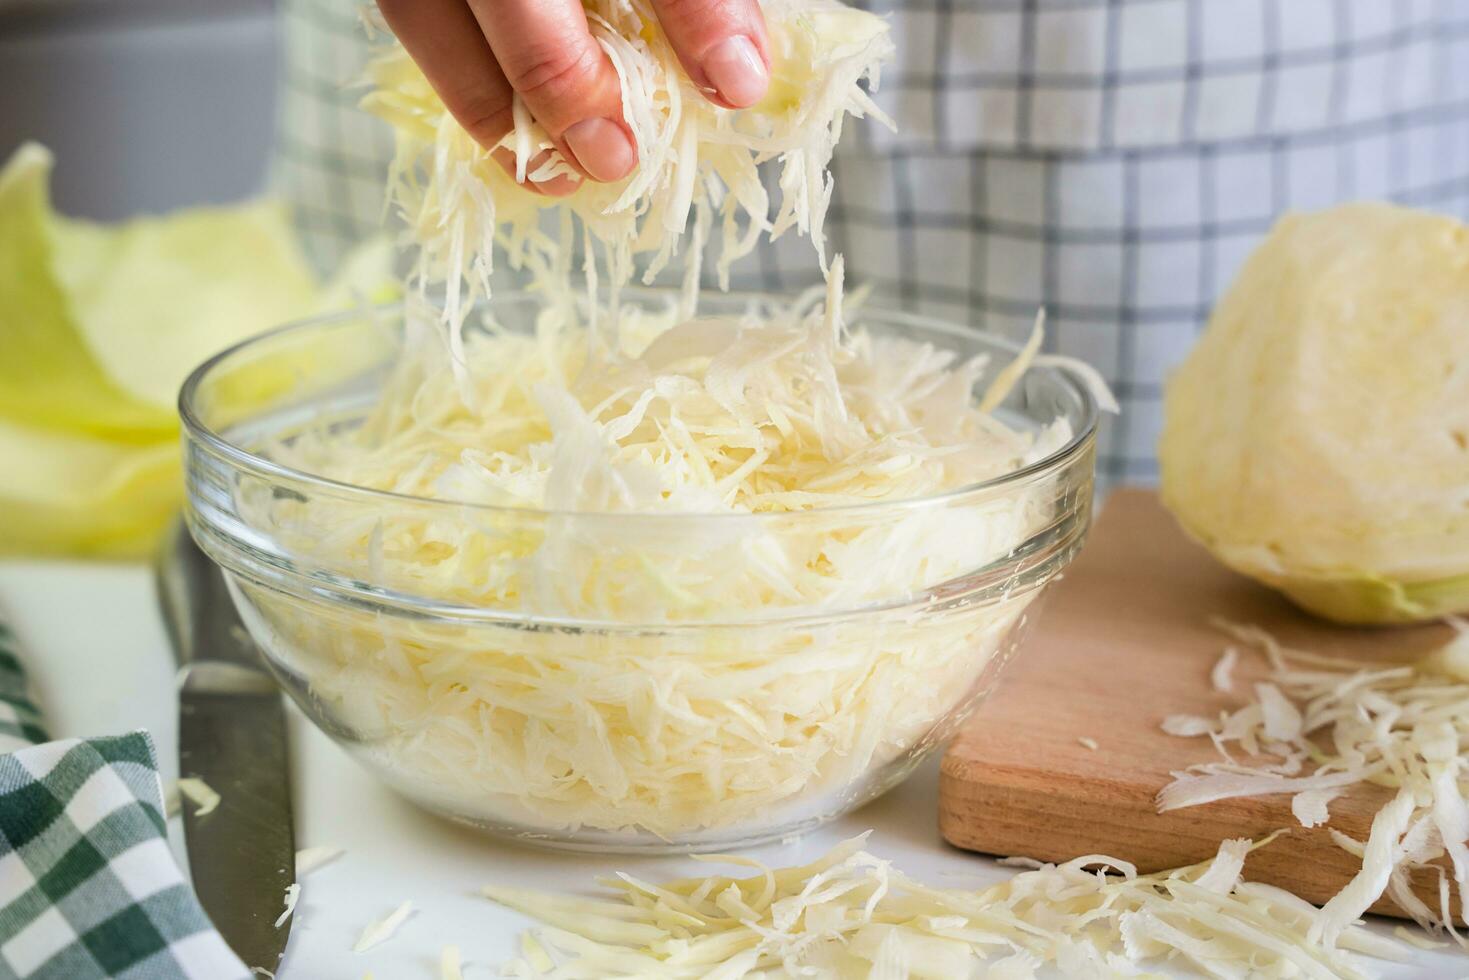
[295,845,343,876]
[274,883,300,929]
[441,945,463,980]
[174,776,220,817]
[1158,620,1469,948]
[353,901,414,953]
[1210,647,1238,693]
[250,289,1067,837]
[487,833,1407,978]
[271,282,1071,618]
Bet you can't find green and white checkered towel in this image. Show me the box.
[0,618,251,980]
[0,622,47,754]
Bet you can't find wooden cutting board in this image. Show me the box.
[939,489,1457,919]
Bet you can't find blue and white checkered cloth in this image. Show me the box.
[272,0,1469,488]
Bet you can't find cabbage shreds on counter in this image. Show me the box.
[1158,620,1469,948]
[255,279,1070,836]
[363,0,895,357]
[486,834,1407,978]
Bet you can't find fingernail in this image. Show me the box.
[562,118,636,182]
[703,36,768,108]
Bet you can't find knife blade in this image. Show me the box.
[156,522,295,974]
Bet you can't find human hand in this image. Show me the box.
[376,0,771,195]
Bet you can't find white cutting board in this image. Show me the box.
[0,561,1459,979]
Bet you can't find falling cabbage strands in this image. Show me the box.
[362,0,898,358]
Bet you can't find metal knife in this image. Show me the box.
[156,522,296,974]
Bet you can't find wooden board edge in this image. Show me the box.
[937,760,1447,920]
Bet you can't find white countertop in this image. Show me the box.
[0,561,1461,980]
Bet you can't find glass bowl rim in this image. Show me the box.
[179,289,1101,523]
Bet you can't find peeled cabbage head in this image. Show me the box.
[1160,203,1469,624]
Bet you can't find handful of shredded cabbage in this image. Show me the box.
[363,0,896,356]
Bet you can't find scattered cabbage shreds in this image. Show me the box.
[1395,925,1451,950]
[175,777,220,817]
[274,883,300,929]
[353,901,414,953]
[1158,620,1469,948]
[1210,647,1239,693]
[295,845,344,876]
[488,834,1407,978]
[363,0,894,351]
[441,946,463,980]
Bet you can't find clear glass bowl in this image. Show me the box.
[180,292,1099,852]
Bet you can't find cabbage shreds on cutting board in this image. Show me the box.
[255,282,1072,836]
[363,0,894,354]
[485,833,1408,978]
[1158,620,1469,948]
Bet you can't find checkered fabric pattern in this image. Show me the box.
[0,614,250,980]
[0,623,46,754]
[0,734,250,980]
[272,0,1469,484]
[272,0,398,276]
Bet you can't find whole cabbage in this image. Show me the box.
[1160,203,1469,624]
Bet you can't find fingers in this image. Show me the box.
[377,0,585,193]
[376,0,515,148]
[467,0,637,183]
[382,0,769,191]
[650,0,770,108]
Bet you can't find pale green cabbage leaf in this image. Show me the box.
[0,141,396,558]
